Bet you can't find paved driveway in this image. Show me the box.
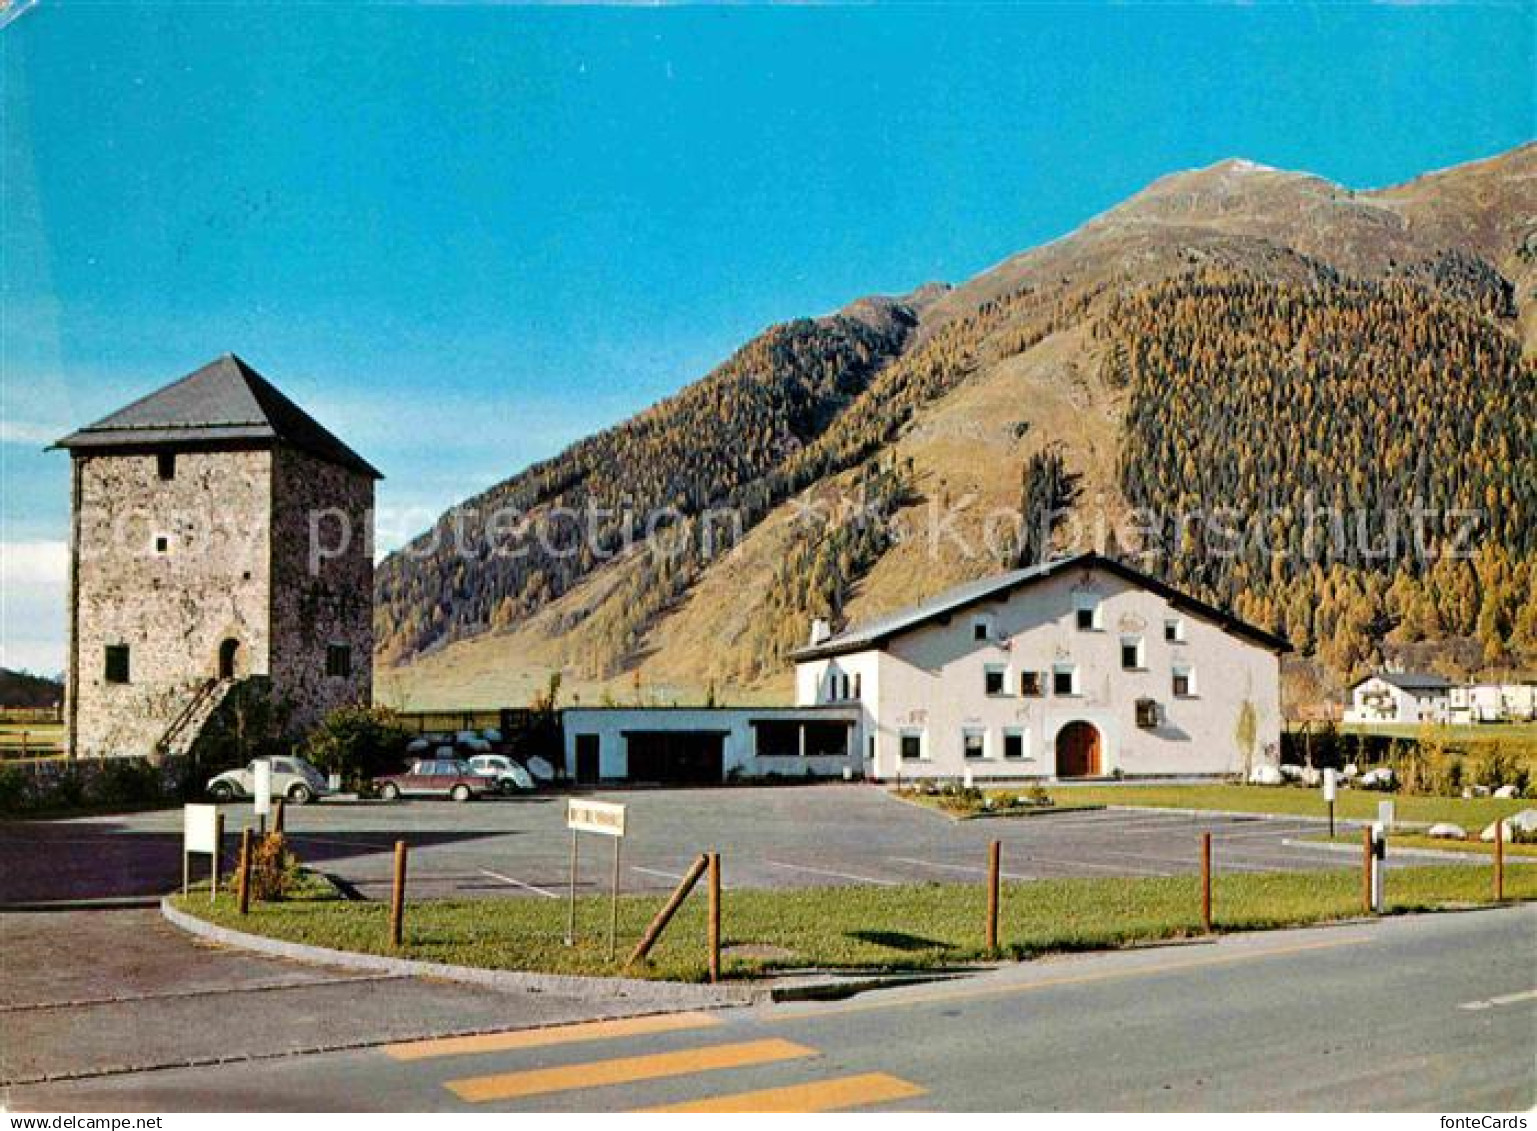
[2,786,1359,907]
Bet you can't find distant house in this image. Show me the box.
[1345,672,1453,726]
[789,552,1289,781]
[1450,681,1537,725]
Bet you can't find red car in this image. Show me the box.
[375,759,487,802]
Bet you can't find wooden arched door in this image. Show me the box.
[1056,721,1101,778]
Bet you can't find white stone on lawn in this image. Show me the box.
[1426,823,1466,840]
[1480,809,1537,842]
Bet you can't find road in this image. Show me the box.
[12,905,1534,1111]
[1,785,1380,906]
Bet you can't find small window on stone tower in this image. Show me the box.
[157,453,176,481]
[105,645,130,684]
[326,643,352,679]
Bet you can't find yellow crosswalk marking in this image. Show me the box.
[445,1038,818,1103]
[385,1011,722,1061]
[636,1072,927,1113]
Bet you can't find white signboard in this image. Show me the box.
[1323,768,1337,803]
[1377,799,1395,829]
[253,759,272,815]
[184,803,221,854]
[567,798,626,838]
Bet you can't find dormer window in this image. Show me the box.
[972,614,996,643]
[1073,593,1102,631]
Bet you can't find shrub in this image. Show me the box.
[249,832,299,901]
[91,758,163,808]
[307,703,413,787]
[0,766,30,814]
[1472,742,1530,795]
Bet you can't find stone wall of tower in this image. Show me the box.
[68,448,273,758]
[267,445,375,735]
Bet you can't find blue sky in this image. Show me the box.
[2,4,1532,674]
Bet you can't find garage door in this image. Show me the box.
[624,731,727,785]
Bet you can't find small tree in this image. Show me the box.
[307,703,412,788]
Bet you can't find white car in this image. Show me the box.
[467,754,534,793]
[207,756,330,805]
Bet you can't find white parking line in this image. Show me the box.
[889,857,1037,881]
[893,852,1174,878]
[630,865,685,881]
[476,867,560,899]
[764,860,901,887]
[632,864,734,891]
[1458,988,1537,1011]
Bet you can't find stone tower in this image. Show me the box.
[53,355,382,759]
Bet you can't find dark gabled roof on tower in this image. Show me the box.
[51,354,382,478]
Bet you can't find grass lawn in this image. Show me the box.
[1044,784,1531,829]
[176,862,1535,984]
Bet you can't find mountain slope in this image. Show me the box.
[378,144,1537,710]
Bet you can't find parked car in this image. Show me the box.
[467,754,534,793]
[374,759,486,802]
[207,756,329,804]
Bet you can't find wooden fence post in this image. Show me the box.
[210,812,225,904]
[390,840,408,947]
[237,827,253,915]
[273,797,286,835]
[1201,832,1213,933]
[708,852,722,983]
[1495,819,1505,902]
[629,854,709,965]
[986,840,1001,954]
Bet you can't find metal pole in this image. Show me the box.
[1362,827,1373,915]
[1495,819,1505,902]
[708,852,722,983]
[609,836,621,962]
[1201,832,1213,933]
[390,840,408,947]
[566,829,580,946]
[986,840,1001,953]
[237,827,253,915]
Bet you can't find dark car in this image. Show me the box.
[375,759,486,802]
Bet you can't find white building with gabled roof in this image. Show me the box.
[1345,672,1453,726]
[790,552,1289,782]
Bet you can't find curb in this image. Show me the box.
[160,897,760,1009]
[0,896,162,913]
[1280,837,1537,865]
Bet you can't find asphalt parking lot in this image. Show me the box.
[1,785,1367,906]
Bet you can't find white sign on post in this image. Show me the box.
[1322,768,1337,802]
[567,798,626,837]
[1377,799,1395,830]
[184,803,220,854]
[253,759,272,816]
